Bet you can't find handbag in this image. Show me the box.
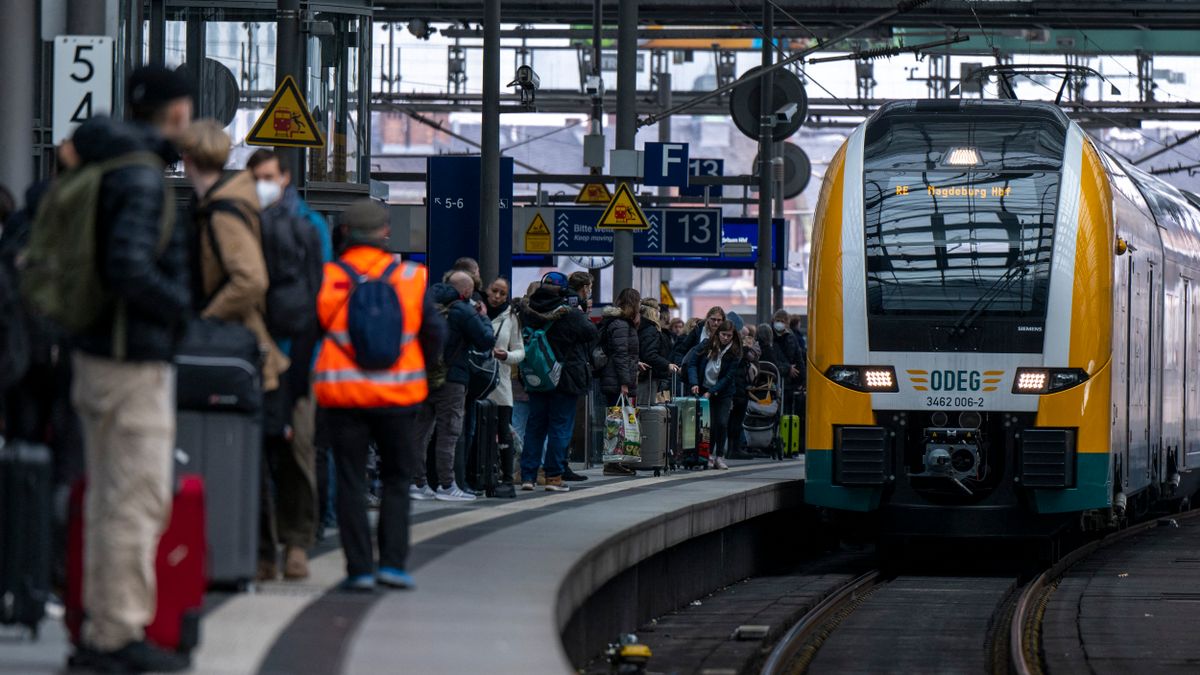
[465,348,500,400]
[602,394,642,464]
[174,318,263,413]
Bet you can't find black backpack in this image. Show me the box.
[206,199,322,338]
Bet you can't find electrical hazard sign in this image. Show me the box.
[525,213,552,253]
[575,182,612,204]
[246,76,324,148]
[596,182,649,230]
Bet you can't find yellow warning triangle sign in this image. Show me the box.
[596,182,649,230]
[576,182,613,204]
[660,281,678,309]
[246,76,325,148]
[525,213,552,253]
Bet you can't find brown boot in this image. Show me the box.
[283,546,310,580]
[544,476,569,493]
[256,558,279,582]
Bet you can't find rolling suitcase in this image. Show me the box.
[636,405,669,476]
[672,396,711,469]
[66,476,207,654]
[471,398,501,497]
[780,414,801,457]
[0,441,52,637]
[175,411,260,588]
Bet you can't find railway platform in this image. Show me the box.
[1,459,804,675]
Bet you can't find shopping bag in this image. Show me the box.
[602,394,642,464]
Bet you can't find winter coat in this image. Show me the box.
[193,170,289,392]
[521,285,598,396]
[429,282,495,387]
[598,306,639,398]
[637,306,672,383]
[487,305,525,407]
[685,339,740,398]
[772,328,805,384]
[71,117,191,362]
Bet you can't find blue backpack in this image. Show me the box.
[335,259,404,371]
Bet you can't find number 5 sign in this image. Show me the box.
[53,36,114,145]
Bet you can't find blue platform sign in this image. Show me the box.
[549,206,721,256]
[426,156,514,283]
[643,142,689,187]
[635,217,786,269]
[679,158,724,198]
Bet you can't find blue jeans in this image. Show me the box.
[521,392,578,481]
[512,399,530,440]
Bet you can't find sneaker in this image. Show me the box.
[492,483,517,499]
[435,483,477,502]
[545,476,570,492]
[409,483,436,501]
[520,481,535,491]
[377,567,416,590]
[339,574,377,592]
[707,455,717,469]
[284,546,309,580]
[562,467,589,482]
[716,457,729,470]
[74,640,190,673]
[257,558,279,582]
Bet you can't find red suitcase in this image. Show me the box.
[66,476,207,654]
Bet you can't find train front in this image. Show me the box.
[805,99,1115,536]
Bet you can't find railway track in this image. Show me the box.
[762,508,1200,675]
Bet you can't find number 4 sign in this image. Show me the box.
[53,36,114,145]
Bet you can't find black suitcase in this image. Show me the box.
[0,441,52,636]
[175,318,263,414]
[471,399,500,496]
[662,402,679,472]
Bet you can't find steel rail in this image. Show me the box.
[759,570,882,675]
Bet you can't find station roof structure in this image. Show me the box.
[376,0,1200,30]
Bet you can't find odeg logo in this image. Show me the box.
[928,370,982,392]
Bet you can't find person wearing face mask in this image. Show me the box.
[245,149,333,581]
[770,309,804,413]
[684,320,742,470]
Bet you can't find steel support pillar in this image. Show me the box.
[613,0,637,295]
[755,0,775,322]
[0,0,35,197]
[480,0,501,284]
[277,0,303,181]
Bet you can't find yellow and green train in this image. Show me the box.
[805,99,1200,536]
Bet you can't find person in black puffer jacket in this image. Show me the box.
[66,66,194,675]
[598,288,642,476]
[518,281,598,492]
[685,320,743,470]
[636,297,678,402]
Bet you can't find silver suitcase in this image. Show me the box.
[637,405,669,475]
[175,411,260,589]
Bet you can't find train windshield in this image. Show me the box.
[863,170,1059,316]
[862,105,1065,319]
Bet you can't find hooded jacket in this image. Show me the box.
[194,170,289,391]
[521,285,598,396]
[71,117,191,362]
[685,338,741,398]
[598,306,639,398]
[429,282,495,387]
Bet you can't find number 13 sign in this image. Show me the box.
[53,36,114,145]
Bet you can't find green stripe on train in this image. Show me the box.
[1030,452,1111,513]
[804,449,882,512]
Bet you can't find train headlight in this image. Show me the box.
[942,146,981,167]
[825,365,899,392]
[1012,367,1089,394]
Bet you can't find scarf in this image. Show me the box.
[487,300,509,321]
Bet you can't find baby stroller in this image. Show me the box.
[743,361,783,459]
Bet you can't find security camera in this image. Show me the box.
[774,102,799,125]
[509,65,541,92]
[584,74,604,97]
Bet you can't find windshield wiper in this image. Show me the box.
[950,262,1031,336]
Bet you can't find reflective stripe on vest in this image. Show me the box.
[326,330,417,351]
[313,368,426,385]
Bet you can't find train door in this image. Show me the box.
[1126,257,1152,493]
[1187,280,1200,472]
